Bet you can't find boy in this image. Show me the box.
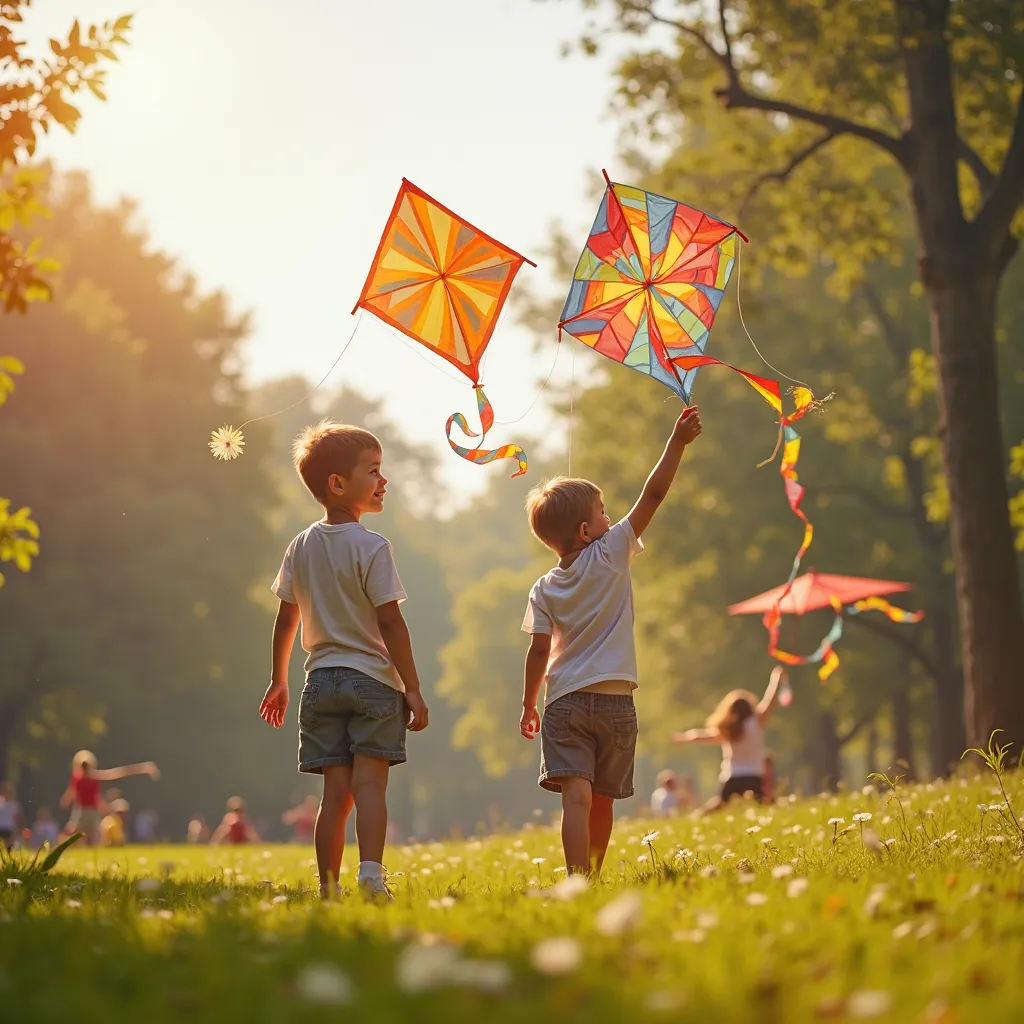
[259,421,429,902]
[520,407,702,874]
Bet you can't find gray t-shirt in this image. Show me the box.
[522,519,643,706]
[272,522,407,689]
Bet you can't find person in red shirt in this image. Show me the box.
[60,751,160,845]
[211,797,261,845]
[282,795,322,844]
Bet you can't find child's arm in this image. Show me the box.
[91,762,160,782]
[376,601,429,731]
[672,728,721,744]
[627,407,702,540]
[520,633,551,739]
[209,818,229,845]
[756,666,786,723]
[59,786,74,810]
[260,600,300,729]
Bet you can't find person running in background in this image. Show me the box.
[100,798,130,846]
[672,667,785,810]
[282,795,320,844]
[186,814,210,844]
[133,807,159,844]
[211,797,261,845]
[59,751,160,845]
[0,782,22,850]
[31,808,59,849]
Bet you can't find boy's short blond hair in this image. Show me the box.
[526,476,602,554]
[292,419,381,503]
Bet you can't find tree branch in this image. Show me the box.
[739,131,838,220]
[958,137,995,194]
[846,614,939,684]
[975,90,1024,258]
[838,711,872,747]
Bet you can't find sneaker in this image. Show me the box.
[358,875,395,904]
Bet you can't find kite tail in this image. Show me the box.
[446,386,528,478]
[764,390,923,685]
[670,353,783,416]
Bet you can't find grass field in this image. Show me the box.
[4,767,1024,1022]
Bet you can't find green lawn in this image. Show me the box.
[3,771,1024,1022]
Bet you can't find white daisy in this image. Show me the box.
[641,830,661,846]
[209,425,245,460]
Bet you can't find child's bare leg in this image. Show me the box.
[315,765,353,888]
[352,754,390,866]
[588,793,615,873]
[559,777,593,874]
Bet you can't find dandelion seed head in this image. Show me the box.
[209,425,245,460]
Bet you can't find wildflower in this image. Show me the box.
[427,896,456,909]
[697,911,719,929]
[641,830,661,847]
[892,921,914,939]
[6,879,21,887]
[66,899,82,909]
[550,874,589,901]
[296,964,353,1005]
[595,892,643,936]
[395,944,460,993]
[448,959,511,993]
[852,812,872,823]
[827,817,845,826]
[530,937,582,975]
[135,878,160,894]
[637,854,649,864]
[272,894,288,904]
[746,825,761,834]
[760,837,773,846]
[700,865,718,879]
[864,886,886,919]
[883,838,898,847]
[987,835,1006,843]
[738,871,756,884]
[786,878,809,898]
[531,856,546,865]
[977,804,990,813]
[209,425,245,460]
[746,892,768,906]
[846,990,891,1017]
[157,909,173,920]
[771,864,794,879]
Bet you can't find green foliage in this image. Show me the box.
[4,776,1024,1019]
[1011,442,1024,550]
[0,497,38,585]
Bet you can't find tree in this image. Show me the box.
[569,0,1024,749]
[1,2,131,585]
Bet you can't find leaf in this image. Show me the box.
[114,14,133,31]
[39,832,83,873]
[69,20,81,48]
[49,39,63,56]
[0,356,25,374]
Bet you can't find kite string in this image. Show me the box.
[735,243,812,392]
[492,341,561,426]
[568,338,575,476]
[238,311,364,430]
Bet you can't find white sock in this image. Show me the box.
[357,861,384,883]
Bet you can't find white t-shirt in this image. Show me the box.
[0,798,19,831]
[650,787,678,815]
[720,716,766,781]
[522,518,643,707]
[272,522,407,689]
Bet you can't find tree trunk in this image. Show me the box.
[929,601,965,774]
[816,710,841,792]
[864,720,878,778]
[927,272,1024,749]
[892,689,915,780]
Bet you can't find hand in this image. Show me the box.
[142,761,160,781]
[259,680,289,728]
[521,705,540,740]
[405,690,429,731]
[673,729,696,743]
[674,406,702,445]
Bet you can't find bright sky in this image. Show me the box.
[26,0,622,496]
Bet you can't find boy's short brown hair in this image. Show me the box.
[292,420,381,503]
[526,476,602,553]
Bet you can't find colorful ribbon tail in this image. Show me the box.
[670,353,782,415]
[446,387,528,478]
[847,596,925,624]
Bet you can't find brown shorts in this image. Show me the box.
[539,691,638,799]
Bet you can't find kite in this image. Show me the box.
[354,178,534,476]
[558,171,781,414]
[753,389,923,681]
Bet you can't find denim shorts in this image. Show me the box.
[539,691,638,799]
[298,667,407,773]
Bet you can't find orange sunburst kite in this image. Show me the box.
[354,178,535,475]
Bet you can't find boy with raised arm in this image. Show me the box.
[259,422,429,901]
[520,408,703,875]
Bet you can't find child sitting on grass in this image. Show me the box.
[259,421,429,902]
[673,666,785,809]
[520,407,703,875]
[211,797,260,845]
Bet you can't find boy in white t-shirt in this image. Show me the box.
[520,407,703,875]
[259,421,429,901]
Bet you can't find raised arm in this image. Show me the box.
[91,762,160,782]
[376,601,429,731]
[626,408,702,540]
[673,727,721,744]
[521,632,552,739]
[756,666,786,724]
[259,600,300,729]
